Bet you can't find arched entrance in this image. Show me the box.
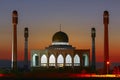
[83,54,89,67]
[57,54,64,67]
[41,54,47,66]
[74,54,80,66]
[32,54,39,66]
[49,54,55,66]
[65,54,72,66]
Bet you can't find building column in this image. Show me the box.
[39,54,41,67]
[47,54,49,68]
[64,54,66,67]
[80,54,83,68]
[55,54,57,68]
[72,54,74,68]
[87,54,89,67]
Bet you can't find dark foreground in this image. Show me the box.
[0,77,120,80]
[0,72,120,80]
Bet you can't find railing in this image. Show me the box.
[57,63,64,67]
[65,63,72,66]
[74,63,80,66]
[41,63,47,67]
[36,63,80,67]
[49,63,55,66]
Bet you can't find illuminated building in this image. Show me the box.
[31,30,90,69]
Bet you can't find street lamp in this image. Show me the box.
[107,61,110,74]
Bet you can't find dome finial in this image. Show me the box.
[59,24,61,31]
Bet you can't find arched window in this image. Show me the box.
[57,54,64,67]
[41,54,47,66]
[83,54,89,67]
[74,54,80,66]
[32,54,39,66]
[49,54,55,66]
[65,54,72,66]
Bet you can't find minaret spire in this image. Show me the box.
[24,27,29,70]
[91,27,96,72]
[12,10,18,70]
[103,10,110,74]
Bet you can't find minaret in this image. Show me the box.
[103,11,110,74]
[91,27,96,72]
[12,10,18,70]
[24,27,29,69]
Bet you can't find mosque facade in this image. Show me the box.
[31,31,90,68]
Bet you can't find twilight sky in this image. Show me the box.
[0,0,120,63]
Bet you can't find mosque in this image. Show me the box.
[30,30,90,69]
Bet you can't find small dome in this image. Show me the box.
[52,31,69,42]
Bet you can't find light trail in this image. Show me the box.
[70,74,120,78]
